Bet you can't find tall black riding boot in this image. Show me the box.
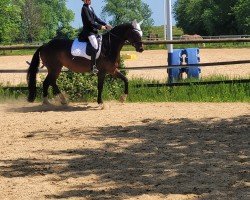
[91,48,99,74]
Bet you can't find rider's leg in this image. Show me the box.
[88,35,99,74]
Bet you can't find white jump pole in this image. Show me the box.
[166,0,173,53]
[163,0,167,40]
[166,0,174,83]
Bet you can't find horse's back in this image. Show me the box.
[44,39,73,52]
[40,39,73,68]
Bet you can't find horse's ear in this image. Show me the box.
[138,20,144,26]
[132,19,138,28]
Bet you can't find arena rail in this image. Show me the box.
[120,60,250,71]
[1,60,249,73]
[2,79,250,91]
[143,38,250,45]
[0,38,250,50]
[135,79,250,88]
[0,38,249,89]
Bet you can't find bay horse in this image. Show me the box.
[27,20,144,107]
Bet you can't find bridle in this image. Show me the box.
[129,29,143,47]
[106,28,142,53]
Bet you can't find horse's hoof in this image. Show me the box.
[98,103,105,110]
[42,102,52,106]
[120,94,128,103]
[61,102,68,106]
[60,99,68,106]
[55,94,68,105]
[42,97,52,105]
[42,101,52,106]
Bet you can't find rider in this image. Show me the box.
[79,0,112,74]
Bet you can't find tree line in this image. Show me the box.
[0,0,75,43]
[0,0,153,44]
[0,0,249,44]
[174,0,250,35]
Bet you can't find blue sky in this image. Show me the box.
[66,0,176,28]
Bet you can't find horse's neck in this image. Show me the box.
[102,32,126,62]
[111,38,125,61]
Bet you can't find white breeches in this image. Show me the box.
[88,35,98,50]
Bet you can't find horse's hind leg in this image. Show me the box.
[42,74,52,105]
[52,83,68,105]
[42,69,67,105]
[97,71,106,109]
[51,70,68,105]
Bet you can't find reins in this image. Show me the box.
[103,30,124,57]
[104,27,142,56]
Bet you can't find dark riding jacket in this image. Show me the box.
[78,4,106,41]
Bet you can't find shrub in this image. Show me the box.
[53,58,127,102]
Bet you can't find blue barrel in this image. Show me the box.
[168,49,183,83]
[183,48,201,78]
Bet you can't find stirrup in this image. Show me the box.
[92,65,99,74]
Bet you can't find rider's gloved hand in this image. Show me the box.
[101,25,107,30]
[105,24,112,30]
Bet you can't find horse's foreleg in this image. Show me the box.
[114,70,128,103]
[97,71,106,107]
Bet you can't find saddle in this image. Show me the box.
[71,35,102,60]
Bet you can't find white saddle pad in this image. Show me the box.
[71,36,102,60]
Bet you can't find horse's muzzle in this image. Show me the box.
[137,44,144,52]
[132,42,144,53]
[137,46,144,53]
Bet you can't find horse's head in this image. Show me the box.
[125,20,144,52]
[107,20,144,52]
[104,21,144,55]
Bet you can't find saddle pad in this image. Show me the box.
[71,36,102,60]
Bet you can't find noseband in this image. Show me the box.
[131,41,143,47]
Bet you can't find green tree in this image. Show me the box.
[101,0,154,35]
[234,0,250,34]
[16,0,42,42]
[37,0,74,41]
[0,0,21,43]
[0,0,74,43]
[55,25,78,39]
[174,0,248,35]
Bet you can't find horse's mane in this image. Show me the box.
[103,23,133,38]
[101,23,134,61]
[111,23,133,33]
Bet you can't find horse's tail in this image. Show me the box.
[27,46,42,102]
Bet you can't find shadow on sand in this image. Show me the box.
[0,115,249,199]
[6,103,101,113]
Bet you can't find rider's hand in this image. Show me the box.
[101,26,106,30]
[105,24,112,30]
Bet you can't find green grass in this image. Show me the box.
[1,76,249,103]
[125,77,250,102]
[0,49,36,56]
[98,75,250,102]
[0,87,27,102]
